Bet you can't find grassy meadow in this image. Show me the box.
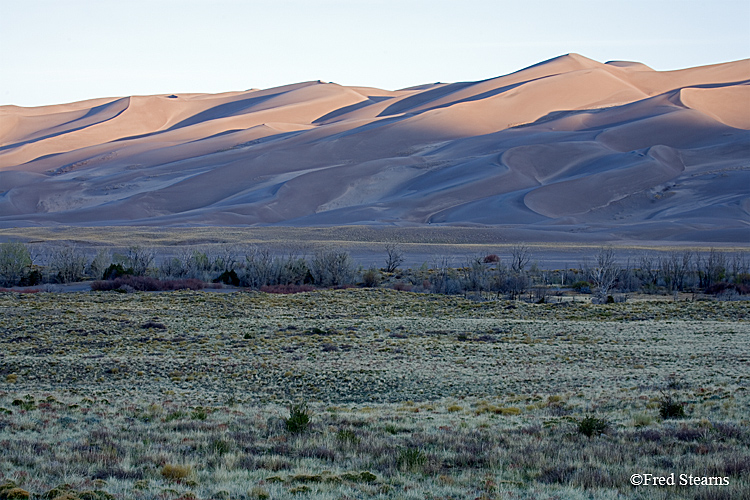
[0,289,748,499]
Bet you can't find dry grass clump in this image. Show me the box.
[160,464,193,483]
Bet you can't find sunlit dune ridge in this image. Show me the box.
[0,54,748,243]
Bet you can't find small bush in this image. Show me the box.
[578,415,608,437]
[214,269,240,286]
[483,254,500,263]
[211,439,232,455]
[362,267,379,287]
[571,281,592,293]
[191,407,208,421]
[397,447,426,471]
[102,263,131,281]
[659,394,686,419]
[285,403,311,434]
[0,242,32,287]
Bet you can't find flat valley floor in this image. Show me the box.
[0,290,748,499]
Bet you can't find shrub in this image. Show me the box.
[578,415,608,437]
[310,250,354,287]
[125,246,155,276]
[20,267,43,286]
[483,254,500,263]
[191,407,208,421]
[214,269,240,286]
[211,439,232,455]
[659,394,686,419]
[285,403,311,434]
[50,245,87,283]
[102,263,132,281]
[0,242,32,287]
[397,447,426,471]
[571,281,592,293]
[362,267,379,287]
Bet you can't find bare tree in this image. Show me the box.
[126,246,155,276]
[510,244,531,273]
[384,242,405,273]
[697,249,726,289]
[729,251,748,283]
[588,246,619,302]
[637,253,659,288]
[213,245,240,273]
[660,251,692,293]
[50,245,87,283]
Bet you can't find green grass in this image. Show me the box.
[0,289,748,499]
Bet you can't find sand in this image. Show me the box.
[0,54,748,243]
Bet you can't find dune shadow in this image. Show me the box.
[377,79,535,118]
[0,98,130,152]
[312,96,390,124]
[165,93,283,131]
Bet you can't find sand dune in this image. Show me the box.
[0,54,748,243]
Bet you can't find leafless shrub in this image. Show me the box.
[0,242,31,287]
[49,245,87,283]
[660,251,692,292]
[462,256,488,293]
[510,244,531,273]
[310,250,354,287]
[125,246,155,276]
[587,246,619,302]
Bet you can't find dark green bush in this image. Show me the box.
[577,415,608,437]
[397,447,426,471]
[214,269,240,286]
[191,407,208,421]
[102,263,132,281]
[286,403,311,434]
[659,394,686,419]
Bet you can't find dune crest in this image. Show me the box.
[1,55,748,243]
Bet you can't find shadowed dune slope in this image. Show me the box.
[0,55,748,243]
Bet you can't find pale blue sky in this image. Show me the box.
[1,0,748,106]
